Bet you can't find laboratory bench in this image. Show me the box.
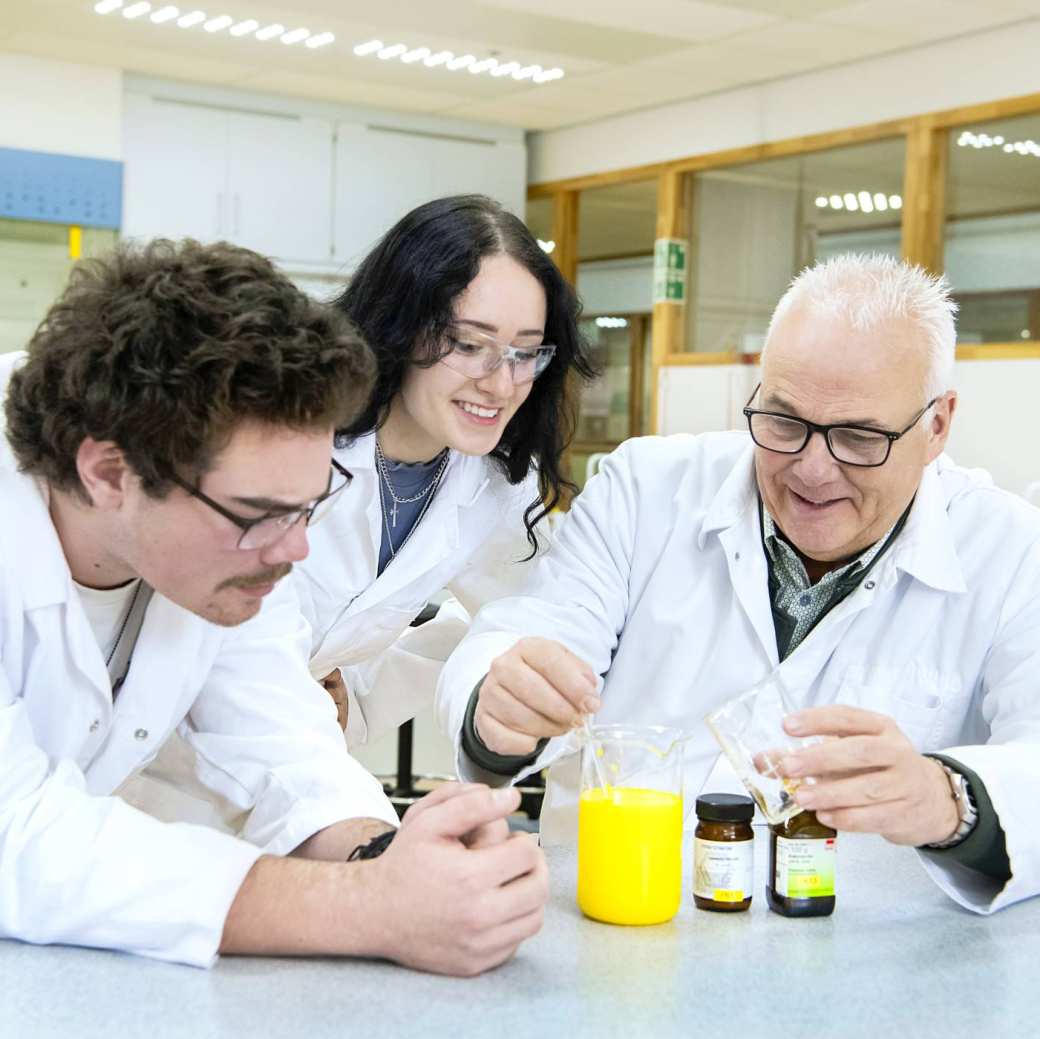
[4,831,1037,1038]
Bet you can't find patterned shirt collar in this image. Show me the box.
[761,506,891,591]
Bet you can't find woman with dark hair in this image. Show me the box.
[295,194,596,744]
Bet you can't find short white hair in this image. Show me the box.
[763,253,957,398]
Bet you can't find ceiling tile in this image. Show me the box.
[477,0,779,42]
[5,0,1038,133]
[819,0,1030,40]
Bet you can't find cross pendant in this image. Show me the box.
[391,499,399,528]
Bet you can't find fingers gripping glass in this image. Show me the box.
[168,460,352,550]
[441,328,557,385]
[743,384,939,467]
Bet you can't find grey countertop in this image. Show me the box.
[4,830,1037,1039]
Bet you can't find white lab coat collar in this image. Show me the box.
[331,432,492,608]
[697,441,967,595]
[0,468,71,611]
[334,431,491,510]
[699,440,758,546]
[888,457,967,595]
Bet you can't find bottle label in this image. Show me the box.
[694,837,753,902]
[775,835,836,899]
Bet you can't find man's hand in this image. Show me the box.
[364,783,548,976]
[320,670,349,730]
[781,706,959,847]
[474,637,600,757]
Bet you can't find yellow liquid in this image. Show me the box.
[577,786,683,926]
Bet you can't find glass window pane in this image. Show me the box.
[945,113,1040,344]
[569,181,657,488]
[525,197,554,255]
[685,138,906,353]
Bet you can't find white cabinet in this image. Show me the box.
[332,124,526,267]
[122,86,528,272]
[226,112,331,261]
[122,95,333,264]
[122,98,227,244]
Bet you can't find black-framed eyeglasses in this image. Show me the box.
[168,460,353,550]
[743,384,940,468]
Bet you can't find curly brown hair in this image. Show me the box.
[5,238,375,500]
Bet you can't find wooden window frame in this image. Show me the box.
[529,90,1040,434]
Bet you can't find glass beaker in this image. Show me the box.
[704,672,819,825]
[577,725,686,926]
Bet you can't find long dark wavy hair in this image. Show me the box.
[334,194,596,555]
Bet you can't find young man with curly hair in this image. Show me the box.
[0,239,546,974]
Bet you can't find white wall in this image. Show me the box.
[529,19,1040,184]
[657,359,1040,500]
[0,53,122,160]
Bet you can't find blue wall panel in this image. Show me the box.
[0,147,123,229]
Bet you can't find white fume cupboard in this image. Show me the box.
[121,76,526,273]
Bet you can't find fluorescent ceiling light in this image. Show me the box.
[874,193,888,211]
[889,194,902,209]
[354,39,564,83]
[814,196,827,208]
[94,3,332,47]
[537,239,556,254]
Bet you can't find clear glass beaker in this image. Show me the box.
[577,725,686,926]
[704,672,819,825]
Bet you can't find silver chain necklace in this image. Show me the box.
[376,450,449,564]
[374,440,449,528]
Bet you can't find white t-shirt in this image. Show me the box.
[73,578,142,662]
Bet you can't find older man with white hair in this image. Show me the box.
[436,252,1040,914]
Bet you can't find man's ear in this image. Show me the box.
[75,438,132,509]
[925,391,957,464]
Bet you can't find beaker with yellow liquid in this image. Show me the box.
[577,725,687,926]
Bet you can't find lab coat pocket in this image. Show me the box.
[833,663,961,751]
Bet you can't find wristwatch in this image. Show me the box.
[926,760,979,849]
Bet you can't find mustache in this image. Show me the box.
[218,563,293,591]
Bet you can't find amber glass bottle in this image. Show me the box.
[693,793,755,912]
[767,810,837,917]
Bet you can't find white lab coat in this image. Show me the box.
[438,431,1040,915]
[294,432,543,746]
[0,354,396,967]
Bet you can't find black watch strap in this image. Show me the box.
[347,829,396,861]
